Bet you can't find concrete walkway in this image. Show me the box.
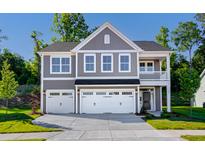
[1,114,205,141]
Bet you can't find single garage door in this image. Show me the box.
[80,89,135,114]
[46,90,74,114]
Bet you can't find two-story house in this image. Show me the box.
[38,22,172,114]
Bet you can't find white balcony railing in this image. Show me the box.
[139,71,169,80]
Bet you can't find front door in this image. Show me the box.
[143,92,151,110]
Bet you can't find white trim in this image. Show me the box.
[43,77,76,80]
[137,86,140,113]
[140,80,169,86]
[160,86,163,112]
[72,22,143,52]
[40,55,44,113]
[137,52,139,77]
[38,52,76,56]
[140,87,156,112]
[119,53,131,73]
[84,54,96,73]
[50,56,71,74]
[139,61,154,73]
[101,53,113,73]
[77,50,138,53]
[76,76,139,79]
[200,69,205,78]
[76,84,140,87]
[76,52,78,78]
[104,34,110,44]
[46,89,75,114]
[75,86,78,114]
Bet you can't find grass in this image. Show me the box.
[7,138,47,141]
[0,108,58,134]
[181,135,205,141]
[145,106,205,130]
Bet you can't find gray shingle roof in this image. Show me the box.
[133,41,171,51]
[40,41,170,52]
[40,42,79,52]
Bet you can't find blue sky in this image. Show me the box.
[0,13,195,60]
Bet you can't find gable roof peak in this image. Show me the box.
[72,22,143,52]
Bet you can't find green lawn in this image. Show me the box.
[146,106,205,130]
[181,135,205,141]
[0,108,58,134]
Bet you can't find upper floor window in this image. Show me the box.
[140,61,154,72]
[84,54,96,73]
[51,57,71,74]
[119,54,131,72]
[101,54,113,72]
[104,34,110,44]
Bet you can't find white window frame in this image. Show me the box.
[84,54,96,73]
[104,34,110,44]
[139,61,154,73]
[119,53,131,72]
[50,56,71,74]
[101,53,113,73]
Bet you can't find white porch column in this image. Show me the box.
[160,87,163,112]
[40,55,44,113]
[166,55,170,80]
[166,54,171,112]
[166,83,171,112]
[75,86,78,114]
[137,86,140,114]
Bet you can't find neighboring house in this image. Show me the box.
[38,22,172,114]
[194,69,205,107]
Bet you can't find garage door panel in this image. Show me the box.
[80,89,135,114]
[46,90,74,114]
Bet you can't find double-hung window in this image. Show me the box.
[84,54,96,72]
[119,54,131,72]
[139,61,154,73]
[51,56,71,74]
[101,54,113,72]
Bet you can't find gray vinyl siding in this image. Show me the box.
[43,55,76,78]
[81,28,134,50]
[139,59,161,79]
[78,52,138,77]
[43,80,75,90]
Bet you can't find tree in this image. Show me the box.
[172,21,202,66]
[192,14,205,74]
[0,48,31,85]
[176,65,200,104]
[155,26,170,48]
[30,31,47,84]
[0,60,19,114]
[51,13,93,42]
[172,21,202,116]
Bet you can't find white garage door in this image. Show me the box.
[80,89,135,114]
[46,90,74,114]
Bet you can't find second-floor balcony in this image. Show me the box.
[139,71,169,80]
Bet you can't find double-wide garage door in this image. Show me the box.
[80,89,135,114]
[46,90,74,114]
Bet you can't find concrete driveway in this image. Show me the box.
[33,114,182,141]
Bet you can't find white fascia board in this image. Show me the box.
[76,84,140,87]
[38,52,76,56]
[71,22,143,52]
[200,69,205,78]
